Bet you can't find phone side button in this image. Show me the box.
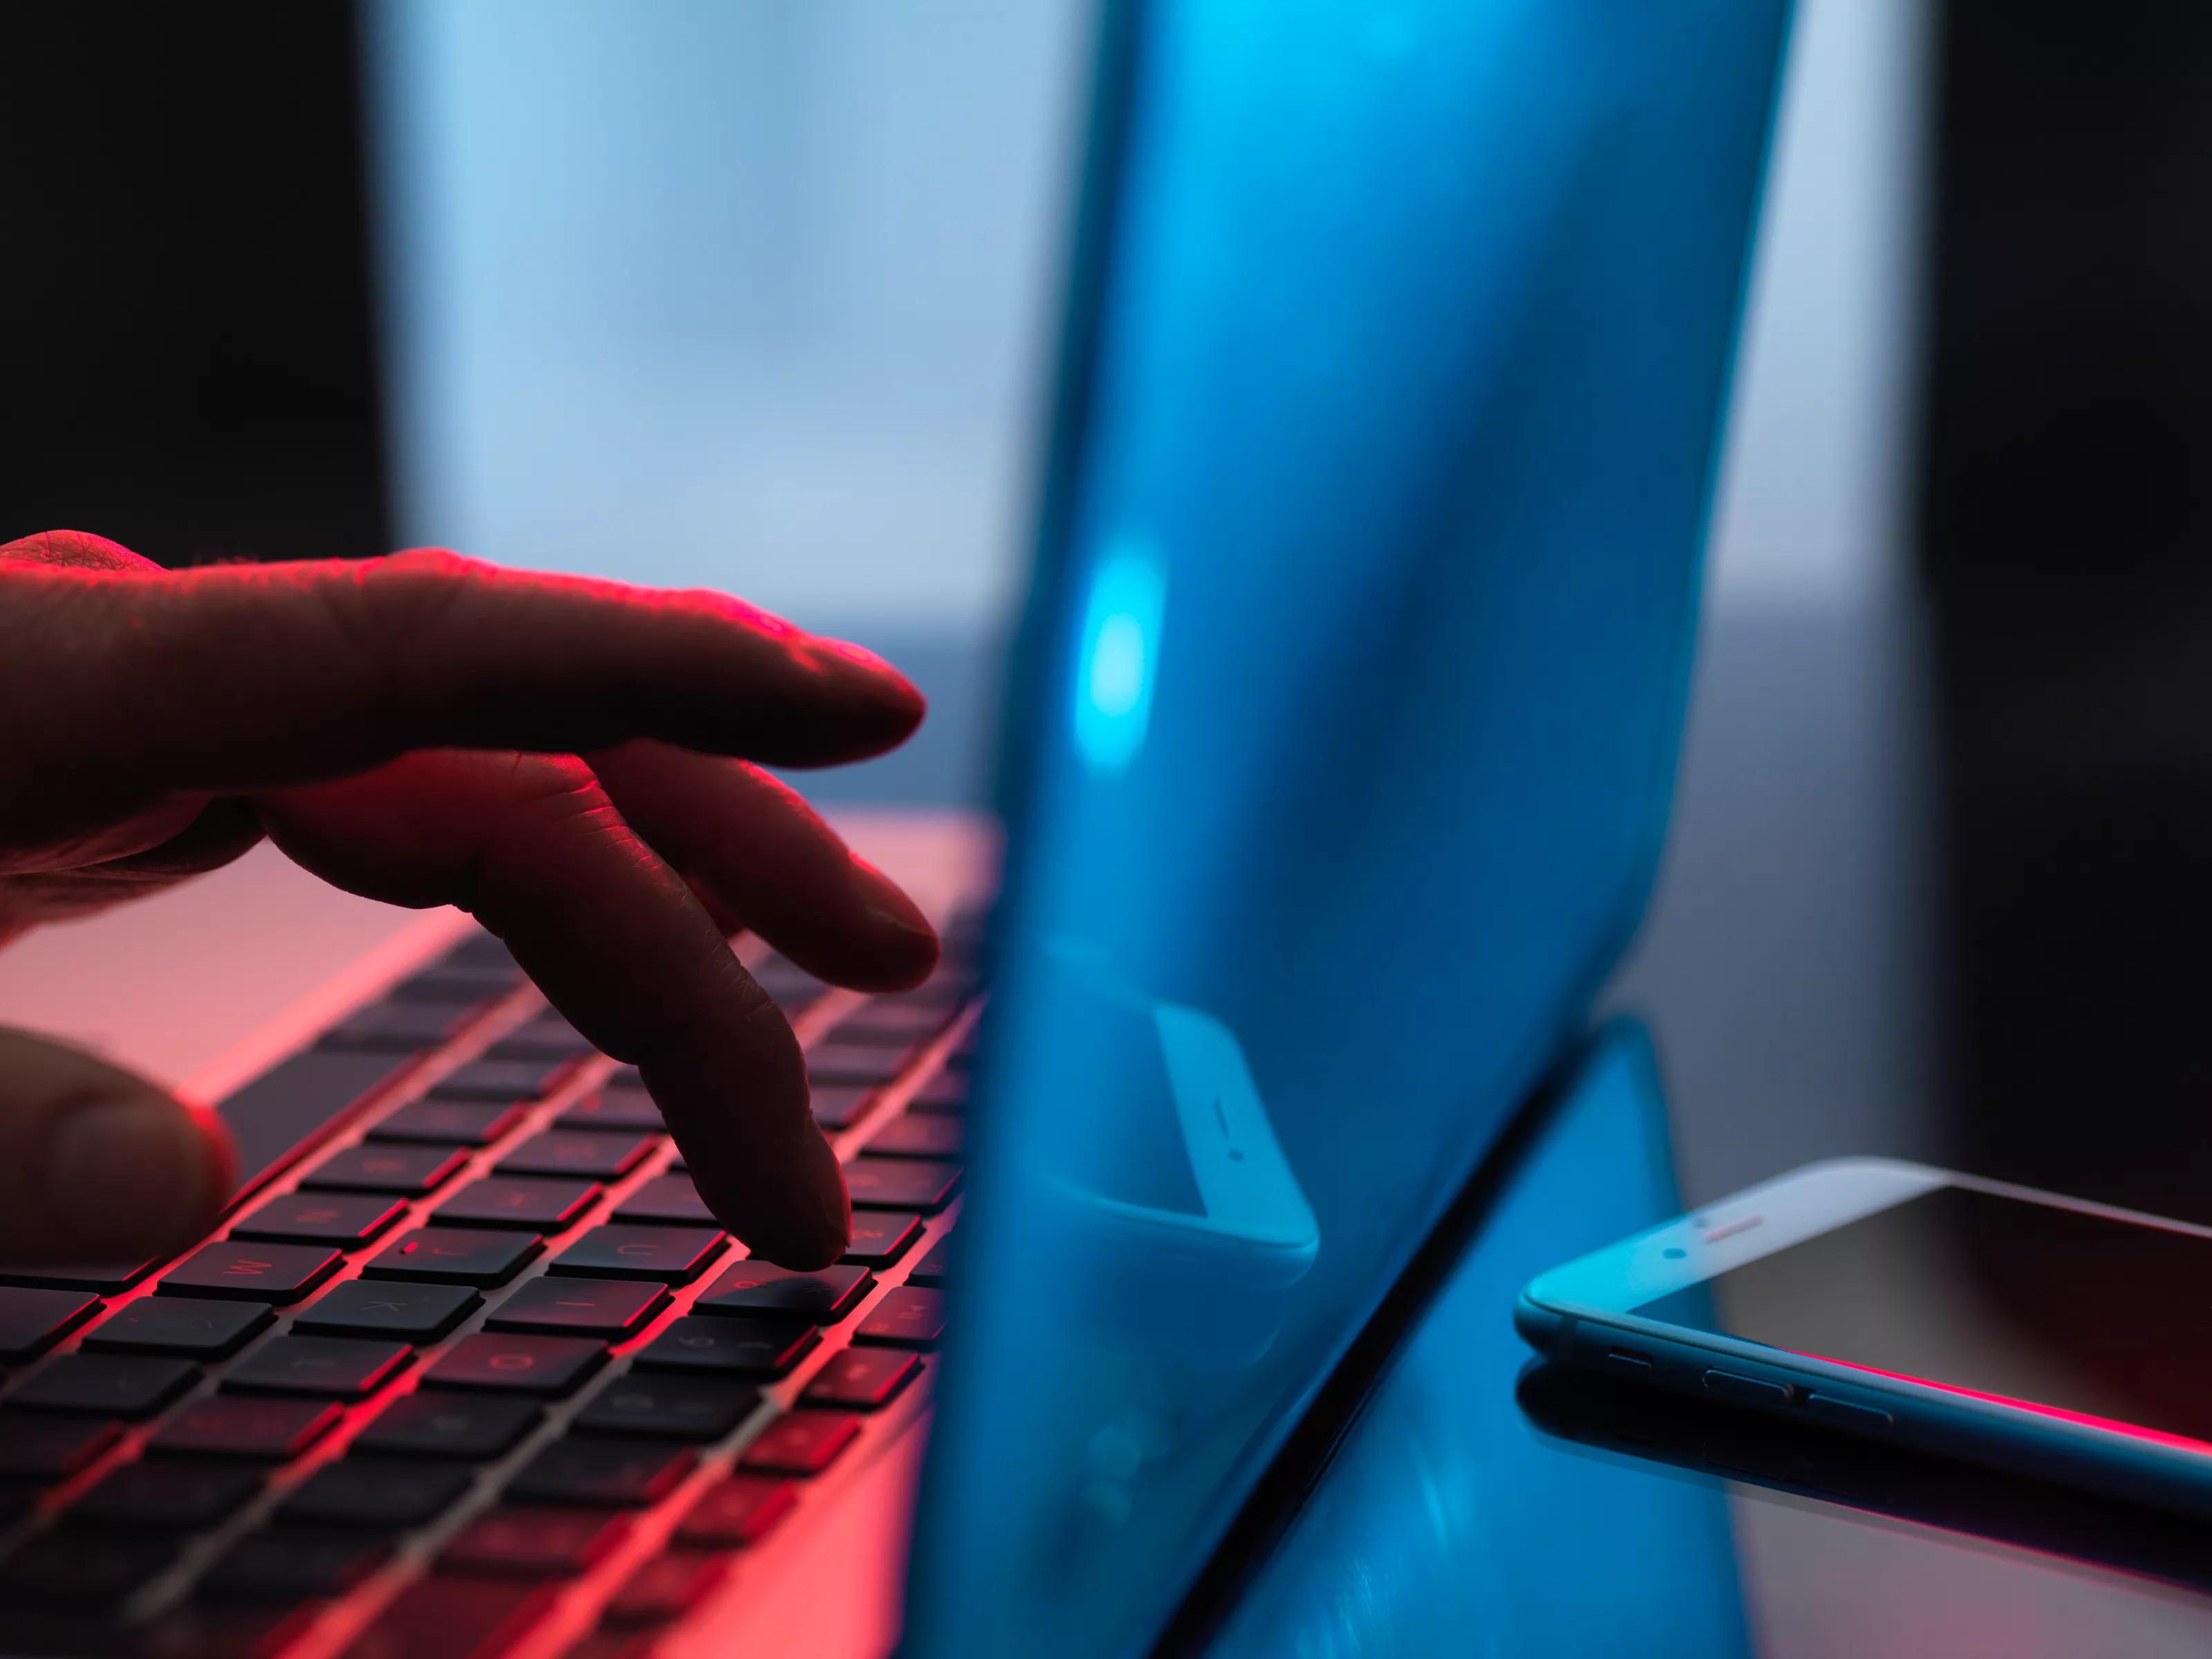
[1804,1393,1894,1430]
[1701,1369,1790,1407]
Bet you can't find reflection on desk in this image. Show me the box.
[1198,1018,2212,1659]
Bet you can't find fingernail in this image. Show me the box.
[855,860,938,944]
[42,1099,223,1253]
[814,638,926,720]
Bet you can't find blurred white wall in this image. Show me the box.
[1706,0,1927,606]
[366,0,1087,630]
[365,0,1922,627]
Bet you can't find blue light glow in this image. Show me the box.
[1071,539,1166,771]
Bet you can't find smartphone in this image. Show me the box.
[1517,1158,2212,1516]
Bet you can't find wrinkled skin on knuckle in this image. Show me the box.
[0,535,268,928]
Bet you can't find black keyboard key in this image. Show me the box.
[497,1131,655,1182]
[574,1374,759,1441]
[197,1527,391,1604]
[366,1228,542,1287]
[371,1099,529,1146]
[233,1189,409,1247]
[294,1280,482,1342]
[855,1286,946,1349]
[0,1259,155,1293]
[303,1141,470,1197]
[844,1157,963,1213]
[11,1353,198,1418]
[695,1262,872,1323]
[841,1210,921,1268]
[0,1286,101,1359]
[325,1002,474,1052]
[225,1336,413,1400]
[435,1177,600,1232]
[425,1334,606,1398]
[550,1226,724,1284]
[557,1089,666,1133]
[833,1001,955,1044]
[151,1396,341,1460]
[801,1347,919,1411]
[431,1058,569,1103]
[338,1575,552,1659]
[442,1506,628,1577]
[749,962,825,1004]
[611,1175,713,1227]
[737,1410,859,1477]
[906,1233,956,1286]
[805,1044,901,1086]
[487,1015,597,1063]
[73,1459,263,1530]
[86,1295,273,1359]
[635,1317,816,1379]
[808,1085,875,1130]
[906,1072,967,1114]
[505,1438,695,1508]
[162,1241,341,1303]
[0,1410,122,1480]
[865,1113,964,1159]
[487,1279,667,1340]
[601,1550,726,1627]
[0,1530,178,1608]
[444,932,518,971]
[389,964,520,1005]
[355,1393,541,1461]
[220,1048,425,1201]
[282,1459,475,1529]
[672,1474,797,1548]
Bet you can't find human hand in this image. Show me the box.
[0,530,938,1271]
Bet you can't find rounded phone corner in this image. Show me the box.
[1513,1288,1569,1356]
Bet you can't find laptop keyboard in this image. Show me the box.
[0,921,980,1657]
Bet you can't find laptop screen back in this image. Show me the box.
[906,2,1792,1655]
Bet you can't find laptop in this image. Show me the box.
[0,2,1792,1654]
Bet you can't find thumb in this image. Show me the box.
[0,1028,234,1266]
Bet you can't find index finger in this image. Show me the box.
[1,546,921,837]
[259,751,851,1268]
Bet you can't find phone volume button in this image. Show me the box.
[1700,1369,1790,1407]
[1804,1393,1893,1430]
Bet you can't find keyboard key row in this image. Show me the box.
[227,1335,412,1401]
[11,1353,198,1418]
[695,1262,872,1323]
[487,1277,667,1340]
[443,1506,628,1577]
[863,1113,964,1159]
[635,1318,816,1379]
[306,1142,471,1197]
[844,1157,963,1213]
[437,1176,600,1232]
[371,1098,527,1147]
[234,1190,410,1247]
[366,1228,541,1288]
[505,1438,693,1508]
[0,1286,102,1360]
[88,1295,274,1358]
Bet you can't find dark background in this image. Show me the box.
[10,2,2212,1229]
[0,5,388,568]
[1922,1,2212,1224]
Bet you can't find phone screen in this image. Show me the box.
[1635,1185,2212,1447]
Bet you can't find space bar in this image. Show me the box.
[216,1047,419,1200]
